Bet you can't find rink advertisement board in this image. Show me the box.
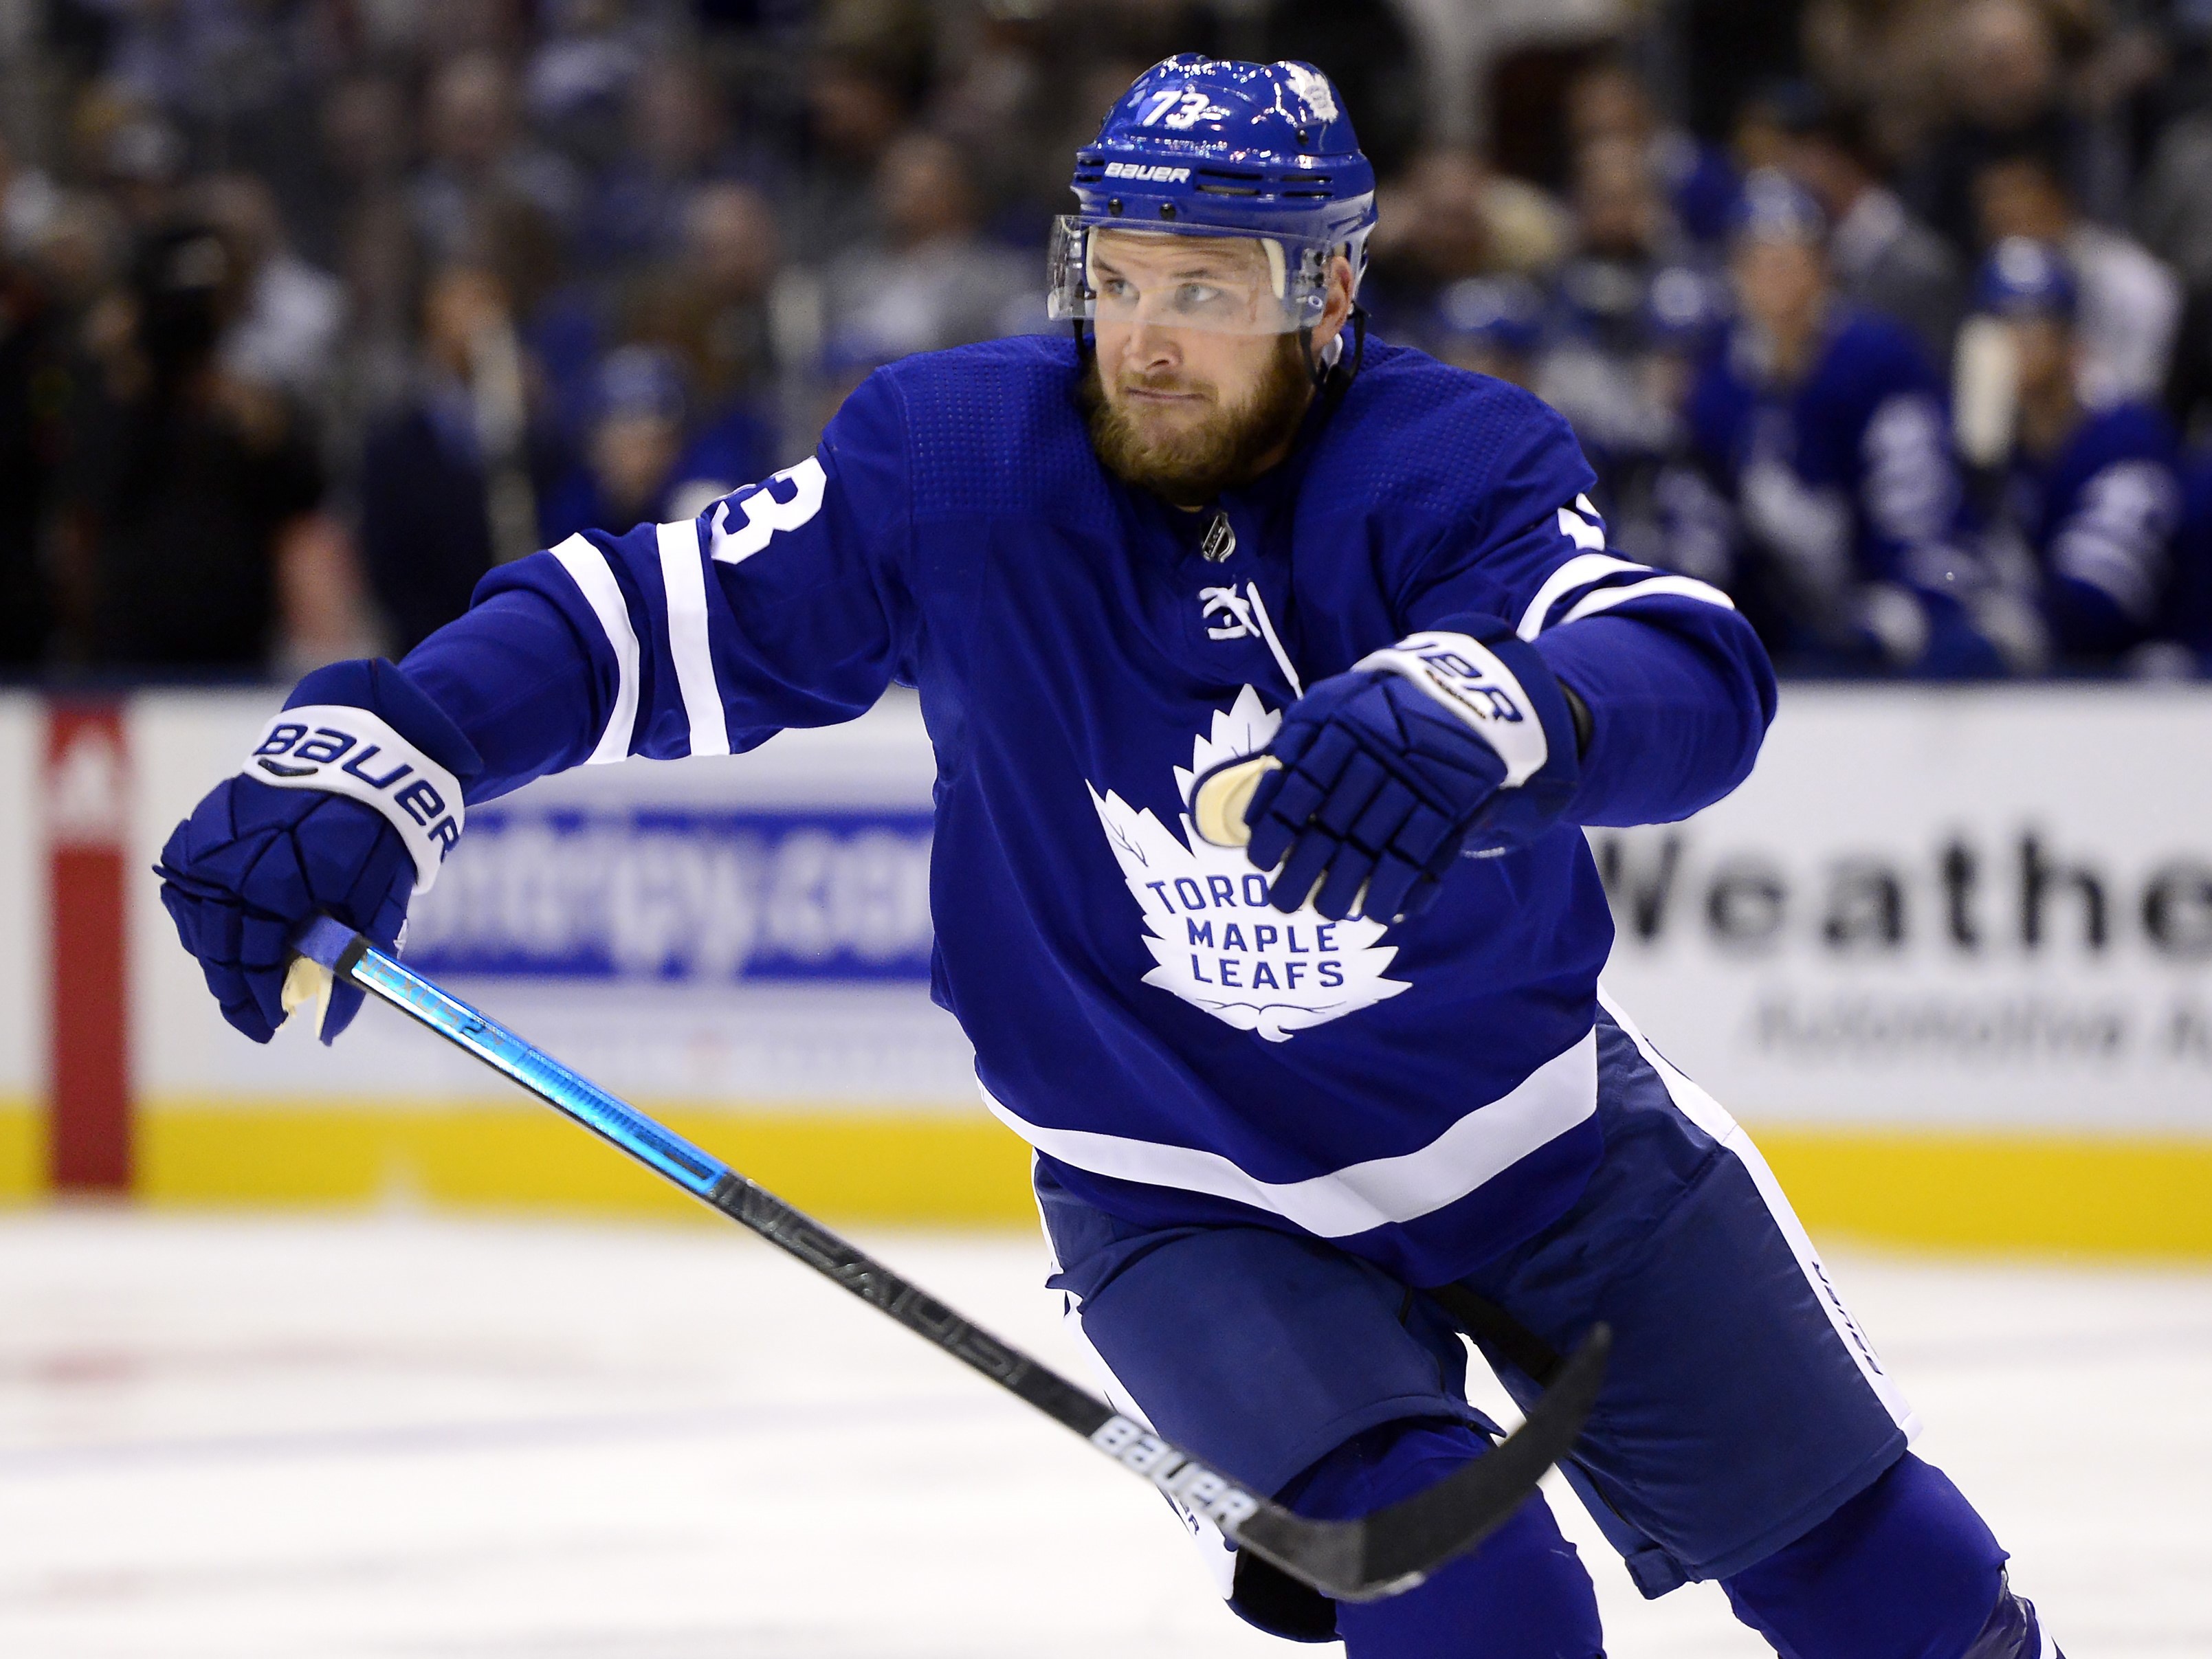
[1,683,2207,1249]
[1591,687,2212,1136]
[403,806,936,984]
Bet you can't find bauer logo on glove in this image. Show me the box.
[244,705,465,891]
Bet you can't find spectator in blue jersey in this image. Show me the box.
[1685,170,2014,675]
[1967,238,2187,672]
[1973,142,2182,411]
[1611,266,1738,587]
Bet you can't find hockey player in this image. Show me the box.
[1685,170,2015,674]
[1967,236,2185,669]
[156,58,2061,1658]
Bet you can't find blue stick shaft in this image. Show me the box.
[346,944,733,1197]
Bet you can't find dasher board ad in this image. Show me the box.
[1593,686,2212,1134]
[127,691,978,1113]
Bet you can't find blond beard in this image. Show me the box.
[1082,333,1314,507]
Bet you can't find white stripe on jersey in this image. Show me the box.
[550,535,642,766]
[656,519,732,757]
[981,1028,1597,1239]
[1596,986,1922,1441]
[1516,552,1648,640]
[1557,573,1736,627]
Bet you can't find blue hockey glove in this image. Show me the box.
[1241,620,1582,923]
[156,659,480,1045]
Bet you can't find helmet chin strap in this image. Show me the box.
[1303,304,1368,394]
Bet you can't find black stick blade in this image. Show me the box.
[1233,1322,1611,1602]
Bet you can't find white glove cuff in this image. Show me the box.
[240,705,465,893]
[1351,631,1551,788]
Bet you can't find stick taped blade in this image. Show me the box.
[1191,755,1281,849]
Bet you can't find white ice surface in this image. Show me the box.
[0,1212,2206,1658]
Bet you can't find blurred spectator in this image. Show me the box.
[76,96,188,236]
[525,0,652,170]
[1673,0,1809,151]
[1427,276,1545,390]
[1901,0,2090,257]
[1605,265,1735,583]
[579,56,749,275]
[1565,56,1740,249]
[1535,137,1688,489]
[286,74,415,275]
[358,265,569,656]
[1801,0,1958,161]
[623,182,783,412]
[412,54,582,269]
[1974,142,2180,406]
[2137,104,2212,297]
[1776,89,1965,370]
[1965,238,2185,671]
[929,5,1096,246]
[796,30,933,267]
[1363,149,1567,334]
[537,343,758,539]
[0,131,62,259]
[1683,172,2007,675]
[821,132,1034,366]
[195,174,345,410]
[63,221,332,671]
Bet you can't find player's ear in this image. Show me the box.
[1312,254,1356,351]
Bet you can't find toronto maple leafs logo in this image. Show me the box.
[1087,687,1409,1043]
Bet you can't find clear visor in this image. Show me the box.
[1047,216,1336,336]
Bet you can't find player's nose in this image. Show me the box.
[1120,315,1182,373]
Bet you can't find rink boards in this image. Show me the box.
[0,684,2207,1255]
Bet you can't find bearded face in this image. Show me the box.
[1076,230,1344,507]
[1082,330,1314,508]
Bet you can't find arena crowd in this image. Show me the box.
[1,0,2208,679]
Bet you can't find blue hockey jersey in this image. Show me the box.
[1998,401,2182,661]
[400,334,1773,1287]
[1685,307,1977,667]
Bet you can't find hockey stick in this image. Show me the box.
[283,914,1609,1602]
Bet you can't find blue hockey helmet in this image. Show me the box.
[1048,55,1378,336]
[1973,236,2078,321]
